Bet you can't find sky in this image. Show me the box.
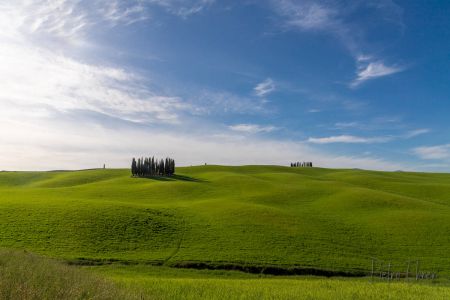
[0,0,449,171]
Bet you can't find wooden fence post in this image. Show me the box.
[387,262,391,281]
[406,260,410,281]
[371,258,374,281]
[415,260,419,281]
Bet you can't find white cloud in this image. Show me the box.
[0,1,414,172]
[308,135,392,144]
[229,124,277,134]
[413,144,450,160]
[0,114,406,171]
[98,1,149,26]
[192,90,268,115]
[254,78,276,97]
[0,0,153,45]
[334,122,359,129]
[0,0,213,44]
[0,41,190,124]
[272,0,336,31]
[404,128,430,138]
[351,61,404,87]
[0,1,207,126]
[270,1,406,88]
[149,0,215,17]
[0,1,86,41]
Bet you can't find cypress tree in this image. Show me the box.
[153,157,156,175]
[137,158,141,176]
[165,158,169,175]
[144,158,148,176]
[168,159,172,175]
[151,157,154,175]
[131,158,137,176]
[172,159,175,175]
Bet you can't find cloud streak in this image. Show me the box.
[269,0,406,87]
[413,144,450,160]
[308,135,392,144]
[0,1,421,173]
[0,0,221,127]
[229,124,277,134]
[351,61,404,87]
[405,129,430,138]
[0,113,406,172]
[149,0,215,17]
[0,41,190,124]
[272,0,337,32]
[254,78,276,97]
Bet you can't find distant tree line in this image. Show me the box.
[290,162,313,168]
[131,157,175,177]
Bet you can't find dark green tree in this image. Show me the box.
[131,158,137,176]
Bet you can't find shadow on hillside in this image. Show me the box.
[140,174,206,183]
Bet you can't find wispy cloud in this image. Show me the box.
[0,1,416,173]
[192,90,268,115]
[98,1,149,26]
[149,0,215,17]
[269,0,406,87]
[308,135,392,144]
[273,1,336,31]
[351,61,404,87]
[254,78,276,97]
[0,1,205,126]
[0,0,214,44]
[0,114,406,171]
[229,124,277,134]
[334,122,360,129]
[270,0,357,53]
[0,1,88,42]
[413,144,450,160]
[0,39,190,124]
[404,128,430,138]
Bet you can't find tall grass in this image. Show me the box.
[0,250,126,300]
[96,264,450,300]
[1,249,449,299]
[109,270,450,300]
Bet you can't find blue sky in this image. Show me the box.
[0,0,449,171]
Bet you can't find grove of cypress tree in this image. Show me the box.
[131,156,176,177]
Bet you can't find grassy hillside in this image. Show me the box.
[1,166,450,275]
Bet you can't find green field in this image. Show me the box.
[1,165,450,298]
[96,264,450,300]
[3,250,450,300]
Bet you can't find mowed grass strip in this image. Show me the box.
[0,166,450,274]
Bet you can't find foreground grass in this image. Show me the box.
[97,265,450,300]
[1,249,449,299]
[0,250,125,300]
[119,278,450,300]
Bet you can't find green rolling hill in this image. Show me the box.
[1,165,450,275]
